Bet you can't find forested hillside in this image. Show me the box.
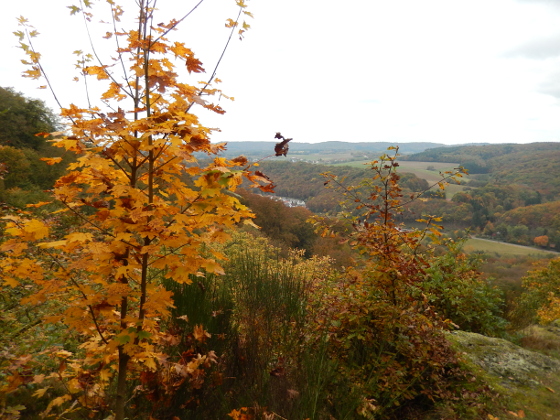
[255,160,429,213]
[0,87,73,206]
[404,143,560,198]
[0,87,58,150]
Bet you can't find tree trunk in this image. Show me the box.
[115,346,130,420]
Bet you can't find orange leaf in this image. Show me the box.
[26,201,51,208]
[193,324,211,342]
[8,219,49,240]
[40,157,63,165]
[84,65,110,80]
[186,55,204,73]
[35,132,51,138]
[38,240,67,249]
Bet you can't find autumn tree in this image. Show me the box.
[534,235,549,248]
[1,1,264,419]
[237,189,318,256]
[310,149,474,417]
[421,240,507,336]
[518,257,560,325]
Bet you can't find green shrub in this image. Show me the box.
[420,241,508,336]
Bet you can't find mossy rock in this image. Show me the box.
[447,330,560,419]
[449,330,560,387]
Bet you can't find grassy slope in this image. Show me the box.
[334,160,459,179]
[334,160,469,198]
[465,237,559,257]
[403,143,560,198]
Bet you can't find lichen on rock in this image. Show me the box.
[448,330,560,387]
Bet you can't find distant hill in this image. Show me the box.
[402,142,560,171]
[245,160,429,214]
[216,141,447,159]
[402,142,560,198]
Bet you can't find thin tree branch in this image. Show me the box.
[186,4,243,114]
[78,0,136,103]
[108,1,135,98]
[150,0,206,45]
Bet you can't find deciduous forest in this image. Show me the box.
[2,1,560,420]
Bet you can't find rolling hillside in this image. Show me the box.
[403,142,560,198]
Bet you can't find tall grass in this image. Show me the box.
[160,233,344,419]
[156,230,494,419]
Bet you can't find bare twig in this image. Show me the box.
[186,4,244,114]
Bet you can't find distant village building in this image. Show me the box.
[266,195,306,208]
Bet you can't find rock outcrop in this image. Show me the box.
[448,330,560,387]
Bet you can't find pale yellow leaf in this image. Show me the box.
[33,387,50,398]
[143,357,157,371]
[99,369,112,382]
[49,394,71,407]
[33,374,46,384]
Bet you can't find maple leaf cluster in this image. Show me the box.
[2,2,267,419]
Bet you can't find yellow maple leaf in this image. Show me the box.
[33,387,50,398]
[143,356,157,371]
[66,232,93,243]
[84,65,109,80]
[18,219,49,240]
[99,369,112,382]
[2,276,19,288]
[23,68,41,79]
[169,265,194,284]
[55,350,73,358]
[193,324,211,342]
[170,42,192,57]
[67,378,82,394]
[48,394,71,408]
[33,374,46,384]
[202,259,225,275]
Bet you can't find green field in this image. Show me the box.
[334,160,469,198]
[335,159,463,180]
[465,237,558,257]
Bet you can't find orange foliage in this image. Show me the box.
[534,235,549,247]
[2,1,262,419]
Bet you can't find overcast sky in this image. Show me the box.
[3,0,560,145]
